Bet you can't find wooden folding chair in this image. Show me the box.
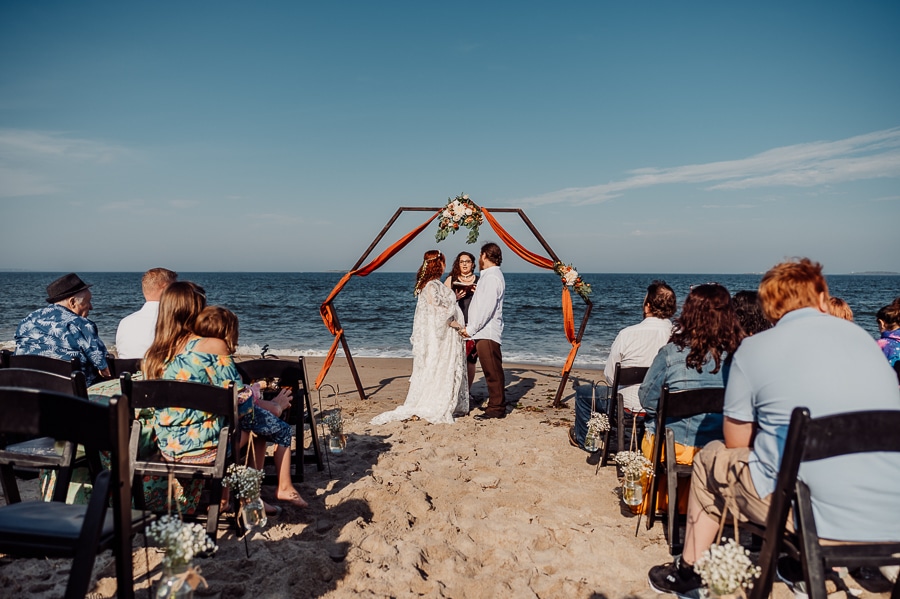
[0,369,92,504]
[122,375,239,539]
[643,385,724,554]
[0,349,81,376]
[106,354,142,378]
[0,387,150,599]
[236,357,324,483]
[749,407,900,599]
[599,363,650,467]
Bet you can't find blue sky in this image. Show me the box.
[1,1,898,274]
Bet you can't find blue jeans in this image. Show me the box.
[574,383,644,452]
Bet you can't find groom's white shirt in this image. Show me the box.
[466,265,504,344]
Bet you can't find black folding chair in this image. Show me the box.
[0,387,150,599]
[749,407,900,599]
[599,363,650,467]
[236,357,324,483]
[106,354,142,378]
[0,349,81,376]
[0,368,92,504]
[122,375,239,539]
[643,385,725,554]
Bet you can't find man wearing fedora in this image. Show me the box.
[15,273,110,385]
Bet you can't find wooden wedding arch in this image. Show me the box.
[315,205,593,408]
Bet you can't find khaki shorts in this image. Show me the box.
[691,440,775,529]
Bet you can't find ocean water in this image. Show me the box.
[1,272,896,368]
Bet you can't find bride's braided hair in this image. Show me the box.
[414,250,445,296]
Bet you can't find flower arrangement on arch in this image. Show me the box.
[694,537,761,597]
[552,261,592,300]
[436,193,483,244]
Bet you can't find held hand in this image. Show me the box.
[455,289,466,300]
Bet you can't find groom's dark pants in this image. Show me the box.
[475,339,506,417]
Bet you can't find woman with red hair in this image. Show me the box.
[371,250,468,424]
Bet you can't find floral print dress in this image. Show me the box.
[155,337,251,462]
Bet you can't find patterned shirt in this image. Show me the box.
[15,304,109,386]
[877,329,900,367]
[154,337,251,461]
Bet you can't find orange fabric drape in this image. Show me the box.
[482,207,581,373]
[481,208,554,269]
[315,211,441,389]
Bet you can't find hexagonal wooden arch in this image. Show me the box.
[316,206,593,408]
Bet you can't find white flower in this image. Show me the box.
[563,270,579,285]
[614,451,651,477]
[462,194,469,200]
[464,207,473,215]
[222,464,265,501]
[147,515,217,568]
[695,537,761,595]
[587,412,610,434]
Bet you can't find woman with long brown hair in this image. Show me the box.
[371,250,467,424]
[637,283,745,512]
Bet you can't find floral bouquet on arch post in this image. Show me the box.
[552,261,592,300]
[436,193,483,244]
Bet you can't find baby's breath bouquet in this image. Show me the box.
[322,411,343,436]
[147,515,217,569]
[587,412,610,435]
[613,451,651,478]
[694,537,761,597]
[222,463,264,501]
[147,515,216,597]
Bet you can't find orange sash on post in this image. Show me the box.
[315,211,441,389]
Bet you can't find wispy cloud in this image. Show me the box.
[0,129,130,198]
[517,127,900,206]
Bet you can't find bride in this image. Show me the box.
[371,250,468,425]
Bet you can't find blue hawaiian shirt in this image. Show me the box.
[15,304,109,386]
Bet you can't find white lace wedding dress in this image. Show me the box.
[371,279,468,425]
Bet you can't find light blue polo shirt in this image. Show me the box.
[724,308,900,541]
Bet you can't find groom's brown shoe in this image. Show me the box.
[473,413,505,421]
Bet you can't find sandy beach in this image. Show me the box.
[0,357,892,598]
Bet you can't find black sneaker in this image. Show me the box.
[776,556,808,598]
[648,557,703,597]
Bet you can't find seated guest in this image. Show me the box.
[191,306,307,508]
[732,290,772,336]
[827,296,854,322]
[876,302,900,367]
[15,272,110,385]
[142,281,217,463]
[647,258,900,596]
[115,267,177,359]
[570,280,675,451]
[638,284,744,512]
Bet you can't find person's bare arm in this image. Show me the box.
[724,416,755,448]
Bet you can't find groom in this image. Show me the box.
[460,242,507,419]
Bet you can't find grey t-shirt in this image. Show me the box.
[725,308,900,541]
